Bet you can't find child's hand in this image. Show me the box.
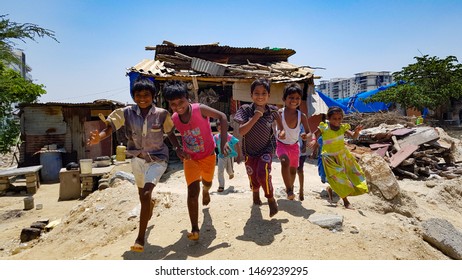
[254,105,265,117]
[176,149,190,161]
[278,129,286,139]
[300,132,308,141]
[307,139,317,150]
[87,130,100,146]
[236,155,243,164]
[222,142,231,157]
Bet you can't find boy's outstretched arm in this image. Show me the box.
[199,104,230,156]
[87,125,113,146]
[88,107,125,146]
[167,129,190,160]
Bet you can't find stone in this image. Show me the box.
[421,218,462,260]
[20,227,42,242]
[109,171,136,186]
[359,153,400,200]
[308,213,343,230]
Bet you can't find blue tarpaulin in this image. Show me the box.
[332,82,398,113]
[347,83,397,113]
[316,90,351,114]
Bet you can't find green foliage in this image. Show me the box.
[367,55,462,118]
[0,117,20,154]
[0,14,58,65]
[0,14,57,154]
[0,63,46,117]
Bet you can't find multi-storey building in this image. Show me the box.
[317,71,393,99]
[9,50,32,80]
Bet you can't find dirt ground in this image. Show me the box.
[1,151,461,262]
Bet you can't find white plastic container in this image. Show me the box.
[79,159,93,174]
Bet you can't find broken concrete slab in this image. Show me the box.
[398,126,439,147]
[391,127,414,136]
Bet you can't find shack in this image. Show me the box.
[128,41,320,121]
[17,100,126,170]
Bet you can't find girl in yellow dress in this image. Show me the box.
[309,106,368,209]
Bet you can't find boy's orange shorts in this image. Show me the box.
[183,154,216,186]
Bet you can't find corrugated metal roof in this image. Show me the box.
[127,59,175,77]
[131,42,317,82]
[18,99,126,107]
[154,44,296,64]
[129,58,315,82]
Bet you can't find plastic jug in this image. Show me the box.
[116,143,126,161]
[416,116,424,125]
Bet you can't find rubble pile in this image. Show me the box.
[348,117,462,180]
[344,111,416,129]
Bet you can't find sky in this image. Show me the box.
[3,0,462,104]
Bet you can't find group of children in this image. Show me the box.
[87,76,369,253]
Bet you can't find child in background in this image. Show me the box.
[214,119,243,192]
[275,83,310,201]
[311,113,327,184]
[233,78,283,217]
[162,80,229,241]
[309,106,368,209]
[316,136,327,184]
[87,77,180,253]
[297,125,307,201]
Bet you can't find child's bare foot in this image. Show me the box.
[299,190,304,201]
[326,187,335,204]
[342,198,355,210]
[286,187,295,200]
[229,174,234,180]
[202,186,211,206]
[253,191,262,205]
[187,231,200,241]
[268,197,278,217]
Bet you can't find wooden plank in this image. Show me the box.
[369,143,391,150]
[79,165,114,178]
[374,146,389,157]
[389,144,419,168]
[397,126,439,147]
[391,128,414,136]
[0,165,43,177]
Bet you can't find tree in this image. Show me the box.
[0,14,57,154]
[366,55,462,120]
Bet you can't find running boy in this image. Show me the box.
[233,78,282,217]
[214,119,243,193]
[162,80,229,241]
[87,76,180,252]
